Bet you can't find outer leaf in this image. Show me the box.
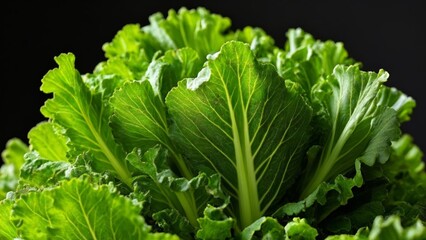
[167,41,312,228]
[110,48,203,178]
[110,81,170,154]
[387,134,425,179]
[40,53,132,186]
[300,65,400,198]
[0,138,28,199]
[0,199,17,239]
[28,121,68,161]
[12,178,152,239]
[1,137,28,168]
[19,151,71,188]
[109,48,203,151]
[380,134,426,224]
[196,204,234,240]
[377,86,416,123]
[320,134,426,235]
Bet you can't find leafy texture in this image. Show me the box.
[239,216,285,240]
[325,215,426,240]
[167,41,312,228]
[128,146,226,236]
[12,178,162,239]
[28,121,69,161]
[143,7,233,58]
[40,53,132,187]
[0,6,425,240]
[0,199,17,239]
[0,138,28,199]
[276,28,355,101]
[377,87,416,123]
[284,217,319,240]
[300,65,400,198]
[110,47,204,179]
[196,204,234,240]
[19,151,72,188]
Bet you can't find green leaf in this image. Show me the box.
[369,215,426,240]
[325,229,369,240]
[196,204,234,240]
[274,160,364,224]
[1,137,28,168]
[284,217,318,240]
[238,216,285,240]
[19,151,71,188]
[109,48,202,151]
[0,199,18,239]
[96,24,157,83]
[326,215,426,240]
[0,138,28,199]
[167,41,312,228]
[387,134,425,179]
[110,47,203,179]
[234,26,277,61]
[300,65,400,198]
[12,178,152,239]
[103,23,159,60]
[110,81,170,153]
[381,134,426,224]
[0,164,17,200]
[143,7,233,58]
[277,28,355,100]
[130,146,227,233]
[319,134,426,236]
[152,208,194,240]
[40,53,132,187]
[28,121,69,161]
[284,28,316,55]
[147,232,181,240]
[377,86,416,123]
[146,47,204,98]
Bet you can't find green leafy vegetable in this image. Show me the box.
[12,177,178,239]
[1,6,425,240]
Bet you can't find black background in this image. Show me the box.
[1,1,425,165]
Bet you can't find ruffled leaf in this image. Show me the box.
[12,178,153,239]
[40,53,132,186]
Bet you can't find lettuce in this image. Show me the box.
[0,7,425,240]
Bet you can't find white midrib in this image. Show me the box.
[223,84,260,229]
[233,110,261,229]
